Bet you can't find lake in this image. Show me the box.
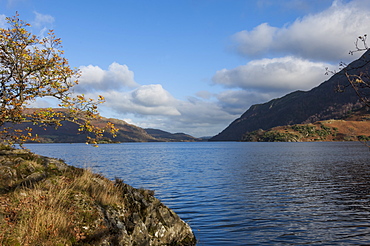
[25,141,370,245]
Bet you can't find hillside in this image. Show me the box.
[210,49,370,141]
[144,128,200,142]
[243,107,370,142]
[8,109,200,143]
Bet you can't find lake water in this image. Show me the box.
[25,142,370,245]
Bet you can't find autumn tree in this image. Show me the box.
[0,14,117,146]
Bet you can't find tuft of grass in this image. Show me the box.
[0,166,125,245]
[73,169,124,207]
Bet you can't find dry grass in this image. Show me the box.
[0,165,125,246]
[268,119,370,142]
[73,169,124,206]
[0,147,197,246]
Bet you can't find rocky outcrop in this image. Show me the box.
[101,182,195,245]
[0,146,196,245]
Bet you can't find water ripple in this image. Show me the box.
[26,142,370,245]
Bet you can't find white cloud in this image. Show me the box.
[177,97,235,123]
[212,56,335,93]
[0,14,6,28]
[29,12,55,37]
[104,84,180,116]
[195,90,213,100]
[75,62,139,93]
[131,84,175,107]
[33,11,54,28]
[159,97,238,137]
[233,23,278,58]
[233,0,370,62]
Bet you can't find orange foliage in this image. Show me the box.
[0,14,117,146]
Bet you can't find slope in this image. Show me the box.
[5,109,199,143]
[210,50,370,141]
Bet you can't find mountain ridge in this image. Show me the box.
[144,128,200,142]
[6,109,200,143]
[210,50,370,141]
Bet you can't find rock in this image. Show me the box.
[17,172,46,188]
[98,182,196,245]
[41,156,69,171]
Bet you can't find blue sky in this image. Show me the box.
[1,0,370,137]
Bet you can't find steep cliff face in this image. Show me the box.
[0,147,196,245]
[210,50,370,141]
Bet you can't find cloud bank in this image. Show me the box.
[233,0,370,62]
[212,56,335,93]
[75,62,139,93]
[105,84,181,116]
[75,63,179,116]
[74,62,239,136]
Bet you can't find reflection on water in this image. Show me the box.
[26,142,370,245]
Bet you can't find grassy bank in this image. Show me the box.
[0,146,196,245]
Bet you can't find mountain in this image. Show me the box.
[9,109,199,143]
[144,128,200,142]
[210,50,370,141]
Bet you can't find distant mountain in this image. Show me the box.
[144,128,200,142]
[210,50,370,141]
[9,109,199,143]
